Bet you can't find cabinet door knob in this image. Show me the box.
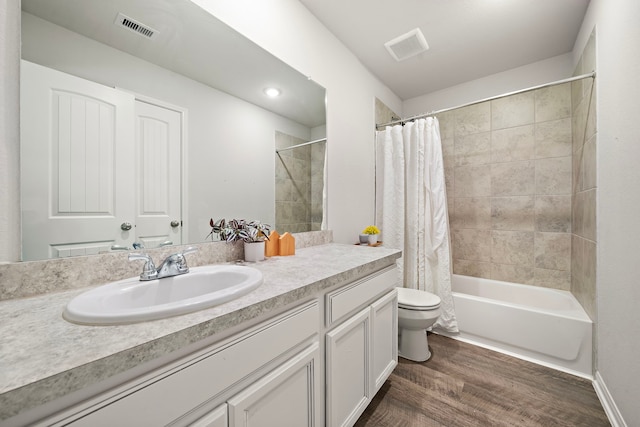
[121,222,133,231]
[170,220,181,228]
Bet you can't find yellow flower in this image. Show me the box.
[362,225,380,235]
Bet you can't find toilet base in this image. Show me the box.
[398,328,431,362]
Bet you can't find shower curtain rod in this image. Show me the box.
[375,71,596,129]
[275,137,327,153]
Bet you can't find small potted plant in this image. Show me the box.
[360,225,380,245]
[208,218,271,262]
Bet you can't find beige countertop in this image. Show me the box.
[0,243,401,422]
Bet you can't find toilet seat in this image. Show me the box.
[397,287,441,310]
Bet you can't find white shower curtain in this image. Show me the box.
[375,118,458,332]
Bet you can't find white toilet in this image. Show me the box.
[397,287,442,362]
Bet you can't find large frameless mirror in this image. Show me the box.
[19,0,326,261]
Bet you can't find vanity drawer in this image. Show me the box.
[65,301,319,426]
[325,266,396,327]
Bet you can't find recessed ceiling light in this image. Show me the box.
[264,87,281,98]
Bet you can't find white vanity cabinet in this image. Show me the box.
[326,306,371,427]
[59,302,320,427]
[190,343,318,427]
[27,264,398,427]
[189,404,228,427]
[370,290,398,393]
[325,266,398,427]
[227,343,318,426]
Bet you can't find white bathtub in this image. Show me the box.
[440,274,593,379]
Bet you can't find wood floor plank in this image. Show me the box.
[373,372,511,427]
[425,336,606,417]
[422,346,603,422]
[354,333,610,427]
[393,362,541,426]
[359,381,450,427]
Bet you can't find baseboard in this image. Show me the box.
[593,371,627,427]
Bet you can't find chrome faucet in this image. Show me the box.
[129,247,197,281]
[156,247,197,279]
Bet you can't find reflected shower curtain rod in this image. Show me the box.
[275,137,327,153]
[376,71,596,130]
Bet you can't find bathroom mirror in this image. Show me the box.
[19,0,327,261]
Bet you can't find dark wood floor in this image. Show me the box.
[355,333,610,427]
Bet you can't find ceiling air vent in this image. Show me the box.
[114,13,158,39]
[384,28,429,62]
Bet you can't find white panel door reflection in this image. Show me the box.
[21,61,135,260]
[134,100,182,249]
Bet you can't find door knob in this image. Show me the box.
[170,220,180,228]
[121,222,133,231]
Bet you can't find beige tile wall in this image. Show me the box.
[571,30,597,321]
[375,97,400,125]
[442,82,574,289]
[275,131,325,233]
[310,142,326,231]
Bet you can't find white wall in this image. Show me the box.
[402,53,574,116]
[0,0,21,262]
[192,0,403,243]
[575,0,640,425]
[22,12,313,245]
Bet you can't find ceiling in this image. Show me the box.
[21,0,326,128]
[298,0,590,100]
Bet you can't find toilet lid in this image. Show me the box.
[397,287,441,310]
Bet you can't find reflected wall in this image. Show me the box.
[275,131,326,233]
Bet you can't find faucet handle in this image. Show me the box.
[175,247,197,271]
[128,253,158,281]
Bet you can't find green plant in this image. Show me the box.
[207,218,271,243]
[362,225,380,235]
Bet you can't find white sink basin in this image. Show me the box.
[63,265,263,325]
